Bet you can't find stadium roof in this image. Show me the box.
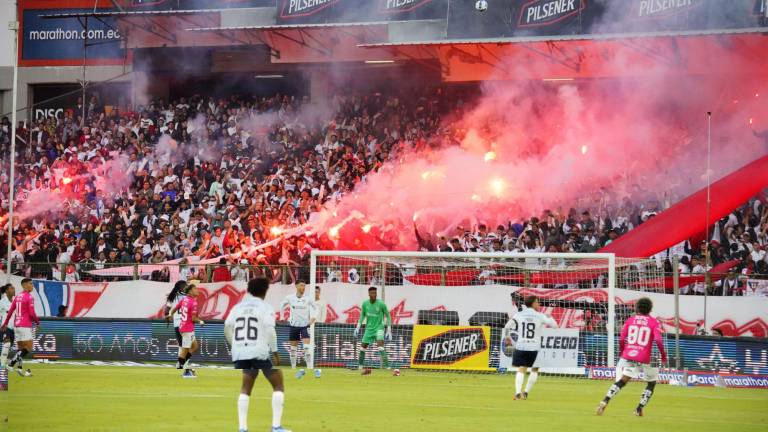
[39,10,223,19]
[357,26,768,48]
[182,22,392,62]
[186,21,393,32]
[36,8,768,81]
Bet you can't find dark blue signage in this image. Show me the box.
[22,9,124,61]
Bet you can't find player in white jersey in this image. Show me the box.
[279,282,319,379]
[312,286,327,324]
[0,284,15,368]
[164,280,188,369]
[503,295,558,400]
[225,277,291,432]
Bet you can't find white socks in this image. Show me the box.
[0,342,9,367]
[515,371,524,395]
[239,391,285,430]
[272,391,285,428]
[525,372,539,394]
[289,346,298,369]
[238,394,249,430]
[304,344,314,370]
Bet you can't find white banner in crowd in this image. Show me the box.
[2,272,767,337]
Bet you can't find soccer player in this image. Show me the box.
[164,280,188,369]
[503,295,557,400]
[312,286,327,324]
[167,282,205,378]
[225,277,291,432]
[279,282,318,378]
[596,297,667,417]
[354,287,393,375]
[0,284,16,369]
[0,278,39,377]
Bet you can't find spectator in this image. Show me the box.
[715,271,740,296]
[0,88,764,295]
[231,259,250,282]
[211,258,232,282]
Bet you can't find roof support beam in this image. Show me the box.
[271,30,331,57]
[122,16,178,44]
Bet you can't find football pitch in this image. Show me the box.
[2,363,767,432]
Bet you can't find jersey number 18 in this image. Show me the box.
[234,317,259,341]
[521,322,536,339]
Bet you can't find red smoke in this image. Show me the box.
[313,66,766,250]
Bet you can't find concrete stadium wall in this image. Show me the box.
[0,65,132,120]
[0,0,17,117]
[0,1,15,69]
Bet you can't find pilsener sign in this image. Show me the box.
[410,325,492,371]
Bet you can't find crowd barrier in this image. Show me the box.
[7,274,767,338]
[30,319,768,379]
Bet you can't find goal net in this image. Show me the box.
[307,250,667,377]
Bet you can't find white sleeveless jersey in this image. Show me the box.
[166,294,185,328]
[505,307,558,352]
[0,296,14,330]
[225,295,277,361]
[311,299,327,323]
[280,293,314,327]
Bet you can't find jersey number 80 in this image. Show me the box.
[234,317,259,341]
[626,325,651,346]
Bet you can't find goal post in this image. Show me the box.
[309,250,626,374]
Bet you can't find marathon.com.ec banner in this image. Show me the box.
[498,328,580,371]
[410,325,492,371]
[588,367,768,389]
[21,8,124,62]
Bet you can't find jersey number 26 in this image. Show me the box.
[234,317,259,341]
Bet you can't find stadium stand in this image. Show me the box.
[0,89,766,294]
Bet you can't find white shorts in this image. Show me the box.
[617,358,658,382]
[181,332,196,349]
[15,327,33,342]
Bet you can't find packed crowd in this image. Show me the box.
[0,88,766,294]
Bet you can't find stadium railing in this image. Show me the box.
[3,258,767,382]
[4,260,765,296]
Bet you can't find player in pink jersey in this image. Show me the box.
[597,297,667,417]
[0,278,39,377]
[167,282,205,378]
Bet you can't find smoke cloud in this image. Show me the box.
[313,37,766,249]
[12,151,135,222]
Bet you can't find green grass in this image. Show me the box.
[2,364,767,432]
